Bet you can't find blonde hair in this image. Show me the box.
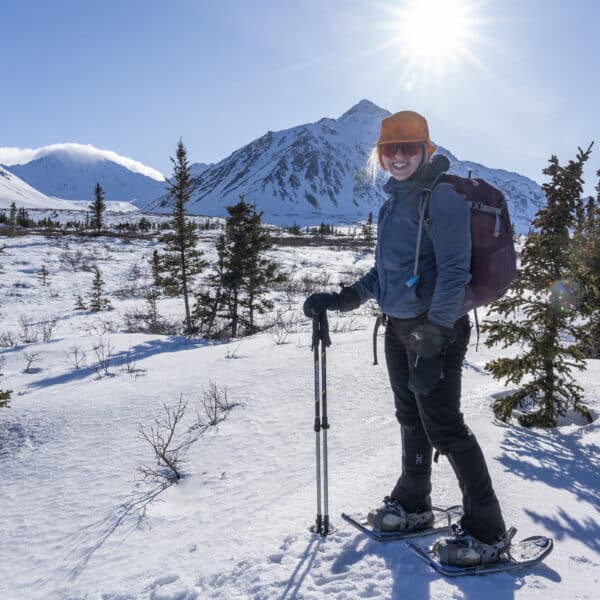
[366,142,430,184]
[366,145,382,183]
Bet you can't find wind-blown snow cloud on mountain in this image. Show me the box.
[0,143,165,181]
[2,144,168,202]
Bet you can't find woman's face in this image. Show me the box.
[380,142,424,181]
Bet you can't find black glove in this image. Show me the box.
[303,286,360,318]
[409,320,455,359]
[407,320,455,397]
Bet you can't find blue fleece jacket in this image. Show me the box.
[352,155,471,329]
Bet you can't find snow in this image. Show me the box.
[1,227,599,599]
[0,166,141,213]
[0,167,74,210]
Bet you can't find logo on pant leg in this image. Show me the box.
[416,454,423,465]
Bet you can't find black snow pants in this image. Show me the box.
[384,313,506,544]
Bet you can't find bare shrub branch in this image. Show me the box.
[269,309,300,345]
[224,344,241,359]
[65,345,87,370]
[189,381,241,436]
[23,350,42,374]
[0,331,18,348]
[39,317,58,342]
[18,315,39,344]
[85,317,118,337]
[93,336,114,377]
[121,346,146,379]
[138,396,196,483]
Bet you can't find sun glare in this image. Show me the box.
[402,0,470,56]
[385,0,483,79]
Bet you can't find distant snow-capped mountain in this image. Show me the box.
[141,99,390,223]
[139,99,545,233]
[0,166,75,210]
[1,143,166,202]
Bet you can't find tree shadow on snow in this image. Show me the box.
[64,483,169,580]
[28,336,211,390]
[498,423,600,507]
[498,423,600,549]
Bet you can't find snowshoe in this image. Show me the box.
[367,497,434,532]
[432,524,516,567]
[407,525,553,577]
[341,503,462,543]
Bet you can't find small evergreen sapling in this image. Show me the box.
[482,145,594,427]
[89,183,106,233]
[89,266,111,312]
[0,356,11,408]
[362,211,375,250]
[8,202,16,237]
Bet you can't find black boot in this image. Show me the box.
[390,425,433,513]
[446,435,506,544]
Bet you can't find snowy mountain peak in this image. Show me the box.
[0,143,165,181]
[339,99,389,120]
[2,144,167,202]
[139,99,544,233]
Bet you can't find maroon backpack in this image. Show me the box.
[418,172,517,315]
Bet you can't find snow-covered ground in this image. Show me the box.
[0,227,599,599]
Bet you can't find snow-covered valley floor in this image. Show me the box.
[1,230,599,599]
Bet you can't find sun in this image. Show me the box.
[401,0,472,58]
[386,0,483,77]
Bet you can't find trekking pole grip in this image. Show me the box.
[314,311,331,348]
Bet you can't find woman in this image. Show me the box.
[303,111,512,567]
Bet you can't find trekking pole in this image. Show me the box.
[310,311,333,536]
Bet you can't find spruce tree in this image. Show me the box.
[0,346,10,408]
[362,211,375,250]
[9,202,16,237]
[151,249,162,287]
[193,196,282,337]
[145,287,162,333]
[89,266,111,311]
[239,204,284,334]
[193,234,228,337]
[0,389,10,409]
[482,144,594,427]
[157,140,207,334]
[572,169,600,357]
[90,183,106,233]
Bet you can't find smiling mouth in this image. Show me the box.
[392,162,409,169]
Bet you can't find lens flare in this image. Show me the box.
[549,279,584,312]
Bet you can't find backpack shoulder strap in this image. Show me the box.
[409,171,451,287]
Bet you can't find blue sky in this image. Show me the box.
[2,0,599,195]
